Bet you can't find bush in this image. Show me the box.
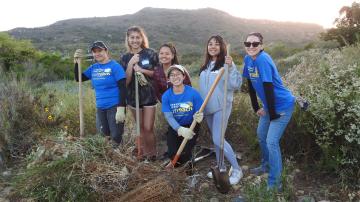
[0,75,42,162]
[284,45,360,186]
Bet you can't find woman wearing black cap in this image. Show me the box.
[73,41,126,147]
[120,26,158,160]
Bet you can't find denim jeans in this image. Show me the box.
[256,103,294,187]
[97,106,124,144]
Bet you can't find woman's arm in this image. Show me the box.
[117,78,127,107]
[247,79,259,112]
[164,112,181,131]
[74,63,89,82]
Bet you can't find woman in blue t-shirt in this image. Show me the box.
[73,41,126,147]
[162,65,204,167]
[120,26,158,160]
[242,32,295,190]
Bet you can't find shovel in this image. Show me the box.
[135,71,142,159]
[74,53,84,138]
[211,44,231,194]
[165,67,225,169]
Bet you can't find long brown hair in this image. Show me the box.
[125,26,149,52]
[200,35,227,74]
[159,42,179,65]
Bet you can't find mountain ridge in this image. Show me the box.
[8,7,323,55]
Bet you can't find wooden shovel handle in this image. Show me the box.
[76,59,84,138]
[168,67,225,167]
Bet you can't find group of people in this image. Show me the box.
[73,26,295,190]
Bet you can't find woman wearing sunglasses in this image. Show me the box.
[199,35,243,185]
[242,32,295,191]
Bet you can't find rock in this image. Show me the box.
[298,196,315,202]
[210,197,219,202]
[296,190,305,195]
[232,184,241,191]
[182,195,193,202]
[186,175,199,188]
[232,195,245,202]
[241,165,249,172]
[120,166,129,177]
[199,182,209,190]
[235,152,242,160]
[294,168,301,173]
[318,200,330,202]
[2,170,11,177]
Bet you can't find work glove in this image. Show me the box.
[193,111,204,123]
[74,49,84,58]
[135,71,148,86]
[177,126,195,140]
[115,107,126,123]
[74,49,84,63]
[296,96,309,111]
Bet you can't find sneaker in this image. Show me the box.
[207,171,213,179]
[249,165,268,176]
[229,169,243,185]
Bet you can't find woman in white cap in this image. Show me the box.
[162,64,203,167]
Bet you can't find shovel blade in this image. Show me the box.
[211,167,231,194]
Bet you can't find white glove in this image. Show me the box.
[193,111,204,123]
[74,49,84,58]
[74,49,83,63]
[177,127,195,140]
[135,71,148,86]
[115,107,126,123]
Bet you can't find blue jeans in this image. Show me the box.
[97,106,124,144]
[256,103,294,187]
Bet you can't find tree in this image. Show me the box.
[0,33,37,72]
[321,2,360,46]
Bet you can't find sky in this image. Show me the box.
[1,0,356,31]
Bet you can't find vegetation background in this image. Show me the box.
[0,3,359,201]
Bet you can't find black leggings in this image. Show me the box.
[166,124,200,167]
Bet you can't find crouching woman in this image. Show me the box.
[161,65,204,167]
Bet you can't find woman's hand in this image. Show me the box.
[256,108,266,117]
[133,64,142,72]
[128,54,140,67]
[225,55,233,66]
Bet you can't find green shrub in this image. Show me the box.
[284,45,360,186]
[0,75,41,161]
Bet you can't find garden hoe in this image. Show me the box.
[211,45,231,194]
[165,67,225,169]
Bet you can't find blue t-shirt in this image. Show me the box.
[83,59,126,109]
[162,85,203,126]
[242,51,294,112]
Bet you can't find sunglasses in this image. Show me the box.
[244,41,261,47]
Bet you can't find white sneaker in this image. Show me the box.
[229,169,243,185]
[207,171,213,179]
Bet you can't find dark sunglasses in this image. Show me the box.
[244,41,261,47]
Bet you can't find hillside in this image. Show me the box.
[8,7,323,56]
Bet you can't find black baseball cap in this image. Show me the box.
[90,41,108,51]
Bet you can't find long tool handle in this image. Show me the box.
[135,73,141,157]
[77,60,84,138]
[168,67,225,168]
[219,44,230,168]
